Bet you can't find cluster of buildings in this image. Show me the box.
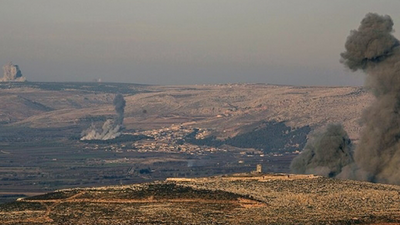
[83,124,226,155]
[129,125,224,155]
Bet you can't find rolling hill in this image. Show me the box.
[1,174,399,224]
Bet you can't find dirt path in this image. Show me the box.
[3,191,87,224]
[22,194,266,207]
[3,191,265,224]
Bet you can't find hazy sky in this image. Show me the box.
[1,0,400,86]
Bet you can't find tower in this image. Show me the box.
[256,164,262,173]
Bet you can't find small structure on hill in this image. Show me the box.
[1,62,26,82]
[250,164,263,174]
[250,164,263,176]
[256,164,262,173]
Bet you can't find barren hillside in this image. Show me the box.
[0,82,375,194]
[0,82,372,141]
[1,174,399,224]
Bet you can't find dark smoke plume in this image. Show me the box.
[81,94,126,140]
[113,93,126,126]
[290,124,354,177]
[292,13,400,184]
[340,13,400,184]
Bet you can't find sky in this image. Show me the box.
[1,0,400,86]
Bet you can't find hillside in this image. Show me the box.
[0,82,371,141]
[1,174,400,224]
[0,82,374,196]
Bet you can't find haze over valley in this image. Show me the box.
[0,81,370,191]
[2,1,400,224]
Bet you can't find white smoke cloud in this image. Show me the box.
[1,62,26,82]
[81,94,126,141]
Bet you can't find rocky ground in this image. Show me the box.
[1,174,400,224]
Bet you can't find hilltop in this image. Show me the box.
[1,174,400,224]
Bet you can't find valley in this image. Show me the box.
[0,82,371,203]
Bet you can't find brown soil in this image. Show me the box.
[1,174,400,224]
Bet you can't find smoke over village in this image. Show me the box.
[291,13,400,185]
[3,1,400,223]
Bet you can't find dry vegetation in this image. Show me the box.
[1,174,400,224]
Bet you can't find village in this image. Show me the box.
[84,124,226,155]
[83,123,274,158]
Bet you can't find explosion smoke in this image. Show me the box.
[113,93,126,125]
[340,13,400,184]
[290,124,354,177]
[1,62,26,82]
[292,13,400,184]
[81,94,126,141]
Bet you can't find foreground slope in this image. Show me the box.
[1,174,400,224]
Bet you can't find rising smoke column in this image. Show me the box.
[81,94,126,140]
[113,93,126,126]
[1,62,26,82]
[290,124,354,177]
[341,13,400,184]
